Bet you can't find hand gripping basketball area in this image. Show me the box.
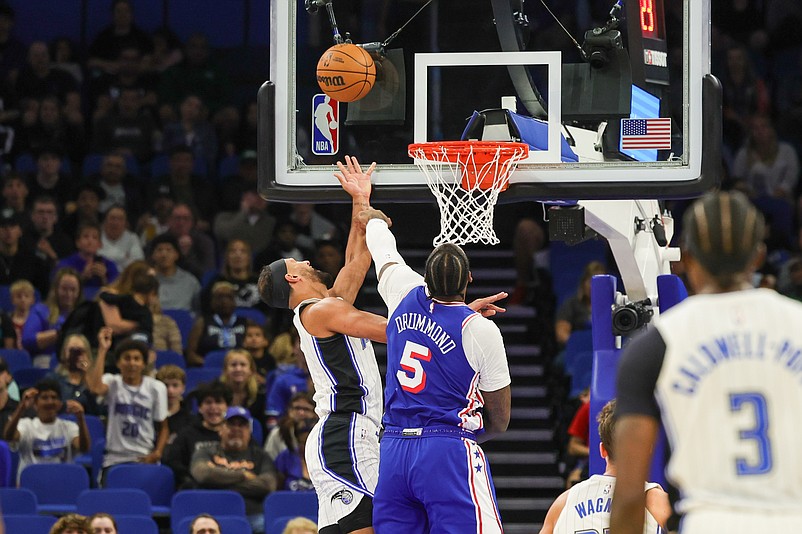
[408,141,529,246]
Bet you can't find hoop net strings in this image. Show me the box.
[410,144,526,246]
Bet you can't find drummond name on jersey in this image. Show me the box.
[394,312,457,354]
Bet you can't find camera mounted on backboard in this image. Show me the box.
[581,0,624,69]
[611,298,653,336]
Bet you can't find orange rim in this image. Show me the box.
[408,141,529,162]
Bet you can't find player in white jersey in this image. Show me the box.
[540,400,669,534]
[611,191,802,534]
[259,156,386,534]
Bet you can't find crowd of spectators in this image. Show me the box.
[0,1,336,532]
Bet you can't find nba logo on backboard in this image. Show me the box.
[312,94,339,155]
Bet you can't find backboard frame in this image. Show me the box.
[258,0,719,203]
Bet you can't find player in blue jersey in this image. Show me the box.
[362,208,511,533]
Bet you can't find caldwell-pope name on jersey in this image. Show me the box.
[670,332,802,395]
[394,312,456,354]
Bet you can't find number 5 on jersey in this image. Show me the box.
[398,340,432,394]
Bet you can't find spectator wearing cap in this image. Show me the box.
[214,190,276,259]
[0,208,50,295]
[22,195,75,267]
[149,232,201,314]
[26,146,72,209]
[99,205,144,271]
[56,222,119,290]
[61,181,104,241]
[190,405,277,534]
[94,152,145,220]
[148,146,215,232]
[157,203,216,280]
[186,282,247,367]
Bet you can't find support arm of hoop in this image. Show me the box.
[366,218,407,281]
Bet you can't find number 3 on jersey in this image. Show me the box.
[397,340,432,393]
[730,392,772,476]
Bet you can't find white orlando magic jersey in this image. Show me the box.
[102,374,167,467]
[293,298,383,426]
[653,289,802,514]
[554,474,663,534]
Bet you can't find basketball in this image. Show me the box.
[316,43,376,102]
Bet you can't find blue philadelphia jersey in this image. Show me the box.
[384,285,485,432]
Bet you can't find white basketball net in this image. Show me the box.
[409,142,528,246]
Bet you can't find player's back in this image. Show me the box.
[554,475,662,534]
[655,288,802,514]
[384,285,484,431]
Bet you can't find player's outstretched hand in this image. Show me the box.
[468,292,508,318]
[335,155,375,200]
[356,208,392,228]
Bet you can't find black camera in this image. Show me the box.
[582,28,623,69]
[611,299,653,336]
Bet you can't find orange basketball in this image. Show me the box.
[316,43,376,102]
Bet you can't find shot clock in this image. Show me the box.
[626,0,669,86]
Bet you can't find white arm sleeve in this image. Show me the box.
[367,218,425,315]
[463,316,510,392]
[366,218,406,275]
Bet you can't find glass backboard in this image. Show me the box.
[259,0,719,203]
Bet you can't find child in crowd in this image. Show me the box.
[86,327,168,483]
[3,378,90,483]
[155,364,192,442]
[243,321,275,383]
[56,222,120,291]
[9,279,35,350]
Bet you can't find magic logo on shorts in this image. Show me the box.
[312,93,339,155]
[331,489,354,505]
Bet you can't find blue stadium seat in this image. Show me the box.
[263,491,318,534]
[150,153,208,180]
[168,0,245,47]
[171,490,246,533]
[0,487,38,513]
[81,153,105,177]
[19,463,89,513]
[156,349,187,370]
[114,515,160,534]
[235,307,267,326]
[3,514,57,534]
[218,154,240,180]
[13,368,48,390]
[563,330,594,398]
[14,153,36,174]
[0,348,32,373]
[0,285,10,312]
[11,0,82,43]
[105,464,175,515]
[163,309,195,347]
[185,368,222,395]
[0,441,13,487]
[203,349,229,369]
[57,414,105,479]
[177,514,253,534]
[77,488,152,516]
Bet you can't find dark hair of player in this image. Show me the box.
[424,243,470,300]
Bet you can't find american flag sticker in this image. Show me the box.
[620,118,672,150]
